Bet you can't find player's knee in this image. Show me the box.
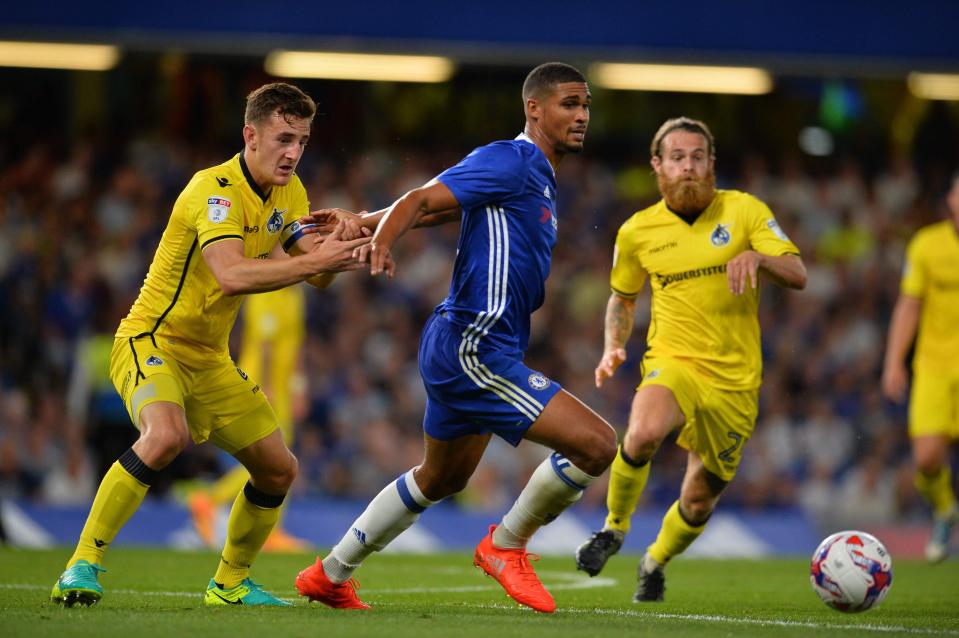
[622,429,660,463]
[415,470,465,501]
[251,450,297,493]
[915,458,943,477]
[139,424,191,465]
[561,425,616,477]
[578,425,617,475]
[679,495,715,526]
[284,451,299,486]
[272,451,298,492]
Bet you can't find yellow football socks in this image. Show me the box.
[914,466,957,518]
[647,500,706,565]
[214,483,282,588]
[68,461,149,567]
[604,445,651,534]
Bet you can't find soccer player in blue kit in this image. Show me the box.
[295,62,617,613]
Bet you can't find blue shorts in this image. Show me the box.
[418,312,562,446]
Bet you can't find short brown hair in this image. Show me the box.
[245,82,316,126]
[522,62,587,101]
[650,117,715,159]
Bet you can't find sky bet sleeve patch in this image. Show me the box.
[207,196,232,223]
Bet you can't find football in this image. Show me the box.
[810,530,893,613]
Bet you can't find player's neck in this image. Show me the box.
[241,148,274,198]
[522,126,561,172]
[665,204,704,225]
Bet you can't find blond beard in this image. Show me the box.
[658,171,716,215]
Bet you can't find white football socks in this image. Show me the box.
[493,453,596,549]
[323,468,437,583]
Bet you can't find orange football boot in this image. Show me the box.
[295,557,370,610]
[473,524,555,613]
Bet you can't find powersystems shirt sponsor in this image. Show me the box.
[900,220,959,375]
[611,190,799,389]
[117,153,309,367]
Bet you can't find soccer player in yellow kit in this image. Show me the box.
[575,117,807,601]
[50,82,371,607]
[189,285,311,552]
[882,172,959,563]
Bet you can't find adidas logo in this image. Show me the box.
[352,527,367,545]
[483,554,507,577]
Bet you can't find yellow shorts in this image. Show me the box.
[909,371,959,439]
[110,336,278,455]
[639,357,759,482]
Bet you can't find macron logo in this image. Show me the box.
[352,527,367,545]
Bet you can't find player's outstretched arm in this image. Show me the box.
[727,251,807,295]
[203,221,371,295]
[881,294,921,403]
[367,180,460,278]
[298,203,461,235]
[297,208,378,235]
[360,204,461,229]
[596,292,637,388]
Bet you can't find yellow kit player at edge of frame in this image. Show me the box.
[900,220,959,439]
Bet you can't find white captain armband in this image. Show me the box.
[280,221,317,253]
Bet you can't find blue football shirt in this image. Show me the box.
[436,133,558,354]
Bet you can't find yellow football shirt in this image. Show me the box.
[117,152,309,368]
[611,189,799,390]
[900,220,959,375]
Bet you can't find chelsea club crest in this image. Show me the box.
[710,223,731,247]
[528,373,551,391]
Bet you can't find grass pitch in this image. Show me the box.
[1,548,957,638]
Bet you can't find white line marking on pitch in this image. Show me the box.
[4,582,956,636]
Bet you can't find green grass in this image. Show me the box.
[1,548,957,637]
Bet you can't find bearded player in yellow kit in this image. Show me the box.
[882,171,959,563]
[575,117,807,601]
[50,82,371,607]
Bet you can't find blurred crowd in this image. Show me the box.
[0,125,952,533]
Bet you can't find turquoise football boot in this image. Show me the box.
[204,578,291,606]
[50,560,106,607]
